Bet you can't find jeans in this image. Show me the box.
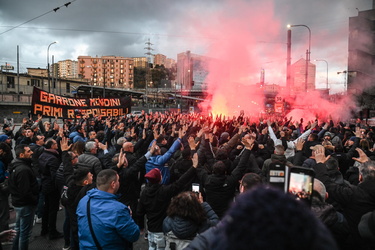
[148,231,166,250]
[13,205,36,250]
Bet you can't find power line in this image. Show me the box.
[0,1,76,36]
[0,25,286,44]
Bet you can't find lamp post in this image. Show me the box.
[314,59,329,89]
[102,59,107,98]
[287,24,311,92]
[47,41,57,93]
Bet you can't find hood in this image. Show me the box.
[9,158,32,172]
[86,188,119,200]
[270,154,287,163]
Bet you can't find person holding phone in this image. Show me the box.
[137,153,200,250]
[163,191,219,250]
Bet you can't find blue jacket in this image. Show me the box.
[145,138,181,184]
[69,131,86,143]
[77,188,140,250]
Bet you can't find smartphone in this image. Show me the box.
[192,183,200,193]
[287,166,315,206]
[268,162,286,191]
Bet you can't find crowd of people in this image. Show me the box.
[0,110,374,250]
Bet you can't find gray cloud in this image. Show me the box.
[0,0,371,92]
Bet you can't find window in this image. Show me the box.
[31,79,39,86]
[66,83,70,93]
[7,76,15,88]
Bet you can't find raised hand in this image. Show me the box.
[60,137,71,151]
[352,148,370,163]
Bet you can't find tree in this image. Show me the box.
[133,67,147,88]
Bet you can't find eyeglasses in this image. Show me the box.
[26,150,32,153]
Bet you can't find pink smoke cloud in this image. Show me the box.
[181,0,361,121]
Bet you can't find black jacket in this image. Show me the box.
[197,148,250,218]
[112,155,148,205]
[314,162,375,249]
[8,158,39,207]
[39,149,61,194]
[137,167,196,233]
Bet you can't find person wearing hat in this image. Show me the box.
[137,153,199,250]
[0,135,12,153]
[2,123,14,139]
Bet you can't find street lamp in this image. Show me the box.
[47,41,57,93]
[287,24,311,92]
[314,59,329,89]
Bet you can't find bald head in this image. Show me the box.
[123,142,134,153]
[313,179,327,201]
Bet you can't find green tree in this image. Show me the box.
[133,67,147,88]
[151,65,167,88]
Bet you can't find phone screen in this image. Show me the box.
[288,169,314,206]
[192,183,199,193]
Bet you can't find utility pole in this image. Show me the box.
[286,29,292,94]
[144,39,154,112]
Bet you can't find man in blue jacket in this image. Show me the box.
[145,129,184,185]
[77,169,140,249]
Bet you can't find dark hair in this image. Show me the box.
[326,158,339,171]
[15,144,28,157]
[241,173,262,191]
[75,125,82,132]
[359,139,370,151]
[96,169,117,190]
[181,147,191,160]
[213,161,226,175]
[73,168,90,185]
[72,141,85,155]
[0,142,11,155]
[309,133,318,141]
[167,191,207,225]
[45,138,55,149]
[216,148,228,161]
[96,131,105,143]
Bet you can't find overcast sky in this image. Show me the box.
[0,0,372,93]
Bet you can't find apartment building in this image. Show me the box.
[78,56,134,89]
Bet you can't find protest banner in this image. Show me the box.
[31,87,131,119]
